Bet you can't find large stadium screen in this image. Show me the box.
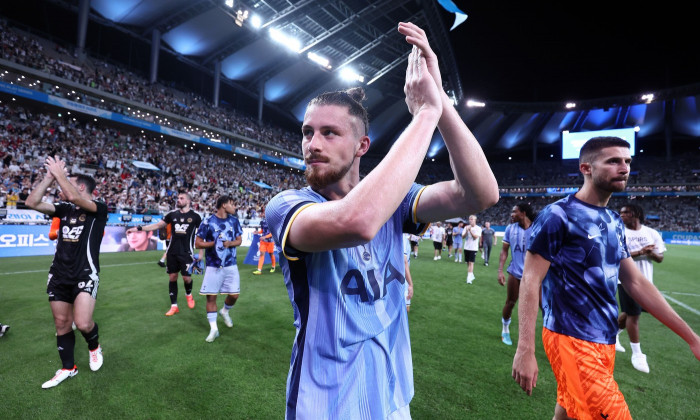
[561,128,636,159]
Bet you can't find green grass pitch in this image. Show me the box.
[0,243,698,419]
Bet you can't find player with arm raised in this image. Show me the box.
[265,22,499,419]
[127,192,202,315]
[26,156,108,389]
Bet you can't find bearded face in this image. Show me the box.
[301,104,365,192]
[304,154,355,190]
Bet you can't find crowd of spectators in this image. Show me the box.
[1,21,698,232]
[474,195,699,233]
[0,20,301,156]
[0,103,305,221]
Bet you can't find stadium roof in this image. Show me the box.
[3,0,700,160]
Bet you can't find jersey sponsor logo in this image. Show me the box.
[62,225,84,241]
[513,242,526,252]
[340,262,404,302]
[174,223,190,234]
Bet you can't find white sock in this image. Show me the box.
[207,311,218,331]
[502,317,511,334]
[630,342,642,355]
[467,272,475,280]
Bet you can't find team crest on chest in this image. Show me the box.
[361,244,371,261]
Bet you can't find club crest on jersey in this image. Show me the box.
[79,214,86,222]
[361,244,371,261]
[187,218,193,223]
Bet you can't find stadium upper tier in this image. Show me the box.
[1,99,698,232]
[0,102,306,220]
[0,21,302,158]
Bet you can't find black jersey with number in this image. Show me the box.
[49,201,108,280]
[163,209,202,257]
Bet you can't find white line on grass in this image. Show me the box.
[0,261,154,276]
[660,291,700,298]
[661,292,700,316]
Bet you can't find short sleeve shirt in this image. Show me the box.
[265,183,428,420]
[196,213,243,267]
[163,209,202,257]
[50,200,108,280]
[528,195,629,345]
[502,223,532,279]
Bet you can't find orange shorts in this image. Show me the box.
[542,328,631,420]
[259,240,274,254]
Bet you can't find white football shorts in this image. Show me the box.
[199,265,240,295]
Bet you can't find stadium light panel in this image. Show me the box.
[269,28,301,53]
[566,102,576,109]
[308,52,331,69]
[641,93,654,103]
[250,14,262,29]
[340,67,364,83]
[225,0,234,8]
[466,99,485,108]
[235,9,249,27]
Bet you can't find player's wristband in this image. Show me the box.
[137,225,143,231]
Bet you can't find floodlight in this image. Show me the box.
[308,52,331,69]
[235,9,249,27]
[269,28,301,53]
[225,0,234,8]
[250,14,262,29]
[565,102,576,109]
[466,99,485,108]
[340,68,364,83]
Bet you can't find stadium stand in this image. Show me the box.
[0,20,301,157]
[1,20,698,233]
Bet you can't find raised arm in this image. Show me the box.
[619,258,700,359]
[127,220,166,235]
[45,156,97,213]
[398,22,499,222]
[285,42,443,253]
[512,251,551,395]
[25,170,56,216]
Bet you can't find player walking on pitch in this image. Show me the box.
[26,156,108,389]
[616,202,666,373]
[128,192,202,315]
[195,195,243,342]
[497,202,535,346]
[512,137,700,419]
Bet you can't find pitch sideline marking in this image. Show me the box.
[0,261,154,276]
[661,292,700,317]
[660,291,700,298]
